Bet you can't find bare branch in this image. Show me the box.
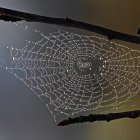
[58,110,140,126]
[0,7,140,44]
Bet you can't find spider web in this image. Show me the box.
[0,22,140,123]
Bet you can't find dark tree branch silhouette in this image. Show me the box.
[0,7,139,126]
[0,7,140,44]
[58,110,140,126]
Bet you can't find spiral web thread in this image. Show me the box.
[1,23,140,122]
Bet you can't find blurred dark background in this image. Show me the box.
[0,0,140,140]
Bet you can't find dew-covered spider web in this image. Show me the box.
[0,22,140,123]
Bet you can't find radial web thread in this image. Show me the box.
[1,24,140,122]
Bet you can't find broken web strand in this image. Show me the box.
[1,21,140,123]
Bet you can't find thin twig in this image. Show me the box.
[0,7,140,44]
[58,110,140,126]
